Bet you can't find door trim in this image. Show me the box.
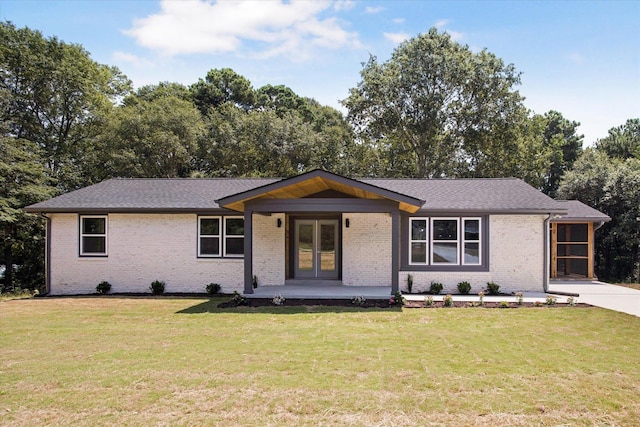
[289,215,341,280]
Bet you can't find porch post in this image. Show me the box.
[391,210,400,294]
[244,209,253,294]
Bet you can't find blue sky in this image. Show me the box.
[2,0,638,144]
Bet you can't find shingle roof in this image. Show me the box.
[25,178,279,213]
[361,178,565,213]
[553,200,611,222]
[25,175,569,214]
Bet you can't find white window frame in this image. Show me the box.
[430,218,460,265]
[80,215,108,257]
[198,216,222,258]
[462,217,482,265]
[223,216,244,258]
[409,217,429,265]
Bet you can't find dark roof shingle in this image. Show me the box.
[26,176,569,214]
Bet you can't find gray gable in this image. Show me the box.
[26,175,568,215]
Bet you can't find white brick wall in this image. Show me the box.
[49,213,244,295]
[252,213,285,286]
[48,212,545,295]
[342,213,392,286]
[400,215,546,294]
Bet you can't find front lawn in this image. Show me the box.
[1,297,639,426]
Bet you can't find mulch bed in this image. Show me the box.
[218,298,590,309]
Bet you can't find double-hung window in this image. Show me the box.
[408,216,482,266]
[431,218,459,264]
[80,215,107,256]
[198,216,244,257]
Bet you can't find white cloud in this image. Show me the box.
[392,17,405,24]
[384,32,410,44]
[334,0,355,11]
[124,0,361,60]
[434,19,449,28]
[112,51,153,68]
[433,18,463,41]
[365,6,385,14]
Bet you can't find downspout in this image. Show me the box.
[40,213,51,295]
[543,214,551,293]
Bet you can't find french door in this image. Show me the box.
[294,219,339,279]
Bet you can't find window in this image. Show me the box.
[409,218,428,264]
[80,215,107,256]
[198,216,244,257]
[408,216,483,267]
[462,218,481,265]
[431,218,459,264]
[224,217,244,257]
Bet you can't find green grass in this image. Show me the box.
[1,297,639,426]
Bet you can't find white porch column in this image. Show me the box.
[244,209,253,294]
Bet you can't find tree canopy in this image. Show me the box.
[1,21,637,289]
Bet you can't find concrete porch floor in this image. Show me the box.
[246,285,392,300]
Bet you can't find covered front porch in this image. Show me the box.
[246,283,393,300]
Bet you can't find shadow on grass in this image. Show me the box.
[176,298,402,315]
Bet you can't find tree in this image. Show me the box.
[595,118,639,160]
[540,110,583,196]
[190,68,256,114]
[343,28,527,179]
[91,90,205,180]
[0,22,131,190]
[0,135,54,290]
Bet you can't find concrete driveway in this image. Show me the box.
[548,281,640,317]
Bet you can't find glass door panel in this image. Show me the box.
[294,219,339,279]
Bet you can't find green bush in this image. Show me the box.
[457,281,471,295]
[206,283,221,295]
[429,281,444,295]
[96,281,111,295]
[486,282,500,295]
[150,280,165,295]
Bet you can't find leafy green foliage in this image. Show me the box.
[205,283,221,295]
[343,28,549,183]
[96,281,111,295]
[150,280,165,295]
[429,281,444,295]
[457,281,471,295]
[486,282,500,295]
[558,139,640,282]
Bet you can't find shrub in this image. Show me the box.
[545,295,557,305]
[567,296,576,306]
[352,296,367,306]
[390,291,405,306]
[478,291,485,306]
[486,282,500,295]
[205,283,221,295]
[272,294,285,306]
[443,294,453,307]
[218,291,249,308]
[499,301,510,308]
[424,295,434,307]
[515,291,524,305]
[407,274,413,293]
[149,280,165,295]
[429,281,443,295]
[457,281,471,295]
[96,281,111,295]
